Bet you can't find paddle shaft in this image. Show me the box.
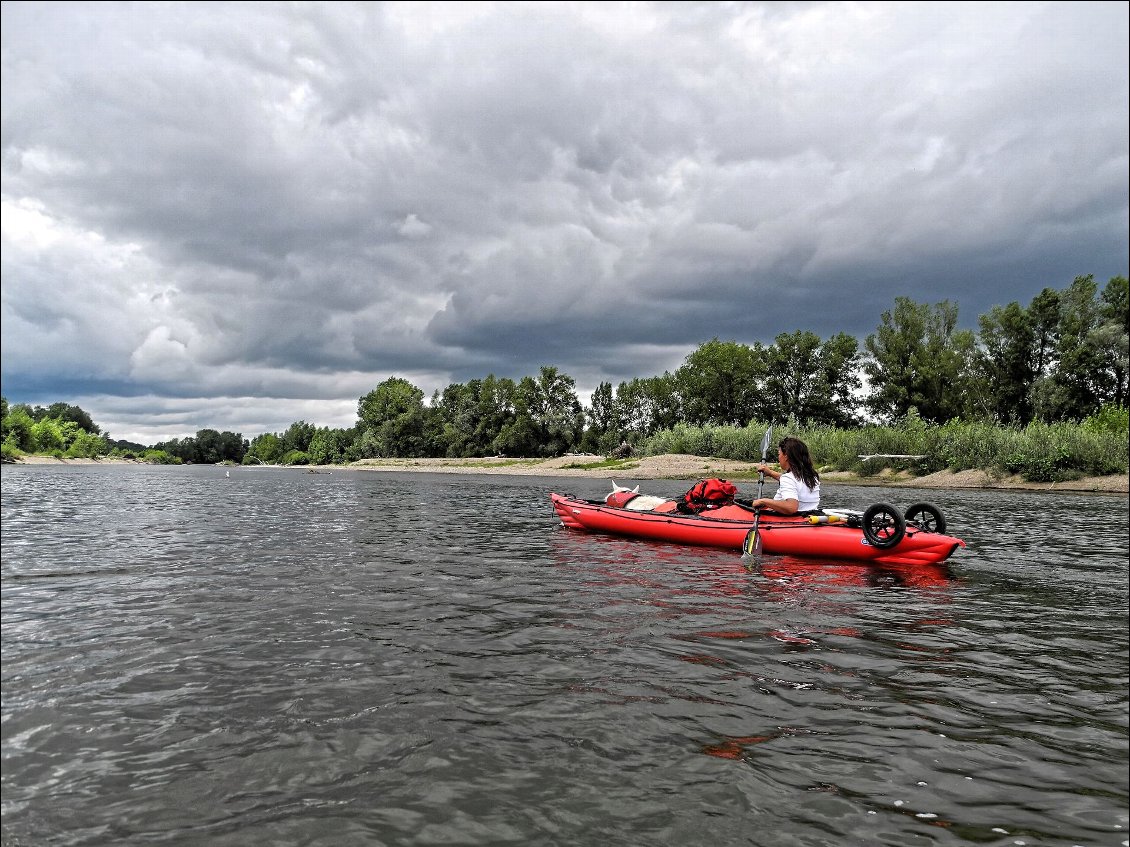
[747,426,774,556]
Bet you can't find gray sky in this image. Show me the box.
[2,1,1127,444]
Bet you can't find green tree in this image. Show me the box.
[166,429,245,463]
[221,431,248,463]
[1103,275,1130,333]
[30,418,68,453]
[1052,275,1105,418]
[494,413,540,457]
[1029,287,1062,379]
[864,298,924,422]
[246,432,284,464]
[281,421,316,454]
[357,377,427,457]
[193,430,223,463]
[975,300,1037,423]
[2,405,37,452]
[675,339,763,427]
[418,403,446,457]
[1030,274,1127,421]
[509,366,583,456]
[587,381,618,434]
[863,297,976,424]
[1099,275,1129,408]
[474,375,518,455]
[431,380,511,458]
[819,332,864,426]
[66,431,110,458]
[763,331,860,426]
[45,403,100,434]
[306,428,336,465]
[615,374,680,438]
[582,381,623,453]
[307,427,353,464]
[152,436,189,463]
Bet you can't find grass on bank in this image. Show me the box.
[641,407,1129,483]
[559,457,641,472]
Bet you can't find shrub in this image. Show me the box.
[1081,404,1129,435]
[141,450,181,465]
[281,450,310,465]
[639,415,1128,482]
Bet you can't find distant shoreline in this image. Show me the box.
[8,453,1127,494]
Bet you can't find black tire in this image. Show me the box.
[904,502,946,534]
[862,502,905,549]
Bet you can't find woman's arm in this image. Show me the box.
[750,496,799,515]
[751,472,800,515]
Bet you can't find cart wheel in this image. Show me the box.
[904,502,946,534]
[862,503,905,549]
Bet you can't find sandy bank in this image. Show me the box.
[347,454,1128,493]
[8,453,1127,493]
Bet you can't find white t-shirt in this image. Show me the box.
[775,471,820,511]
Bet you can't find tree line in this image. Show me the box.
[2,274,1126,467]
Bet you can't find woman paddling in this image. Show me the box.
[750,436,821,515]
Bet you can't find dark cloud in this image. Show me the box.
[2,1,1126,443]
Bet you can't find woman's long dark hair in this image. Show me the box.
[779,437,819,490]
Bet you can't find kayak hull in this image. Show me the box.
[550,493,965,566]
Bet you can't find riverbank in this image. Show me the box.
[348,454,1129,493]
[9,453,1127,493]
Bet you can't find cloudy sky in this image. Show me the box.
[2,1,1127,444]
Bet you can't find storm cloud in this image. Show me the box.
[2,1,1126,443]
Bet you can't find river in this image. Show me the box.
[2,463,1127,846]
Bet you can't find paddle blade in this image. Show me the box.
[742,528,762,558]
[759,426,773,460]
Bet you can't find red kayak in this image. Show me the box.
[550,492,965,566]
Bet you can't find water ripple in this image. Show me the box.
[2,466,1127,846]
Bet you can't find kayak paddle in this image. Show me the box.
[742,425,773,558]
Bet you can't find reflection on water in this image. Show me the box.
[2,464,1127,847]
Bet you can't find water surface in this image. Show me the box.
[2,464,1127,846]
